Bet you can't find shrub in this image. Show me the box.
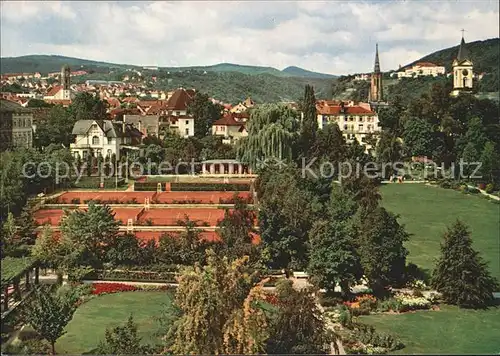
[134,182,164,191]
[485,183,495,194]
[144,218,154,226]
[376,298,403,313]
[394,292,431,311]
[70,198,81,204]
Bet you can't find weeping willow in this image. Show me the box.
[237,104,300,168]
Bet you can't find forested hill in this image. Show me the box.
[0,55,335,79]
[404,38,499,74]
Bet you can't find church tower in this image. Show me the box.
[60,65,71,100]
[369,44,383,102]
[451,33,473,97]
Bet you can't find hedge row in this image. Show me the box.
[170,183,250,191]
[134,182,165,191]
[72,177,126,189]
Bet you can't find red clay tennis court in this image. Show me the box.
[56,192,155,204]
[112,208,144,223]
[34,209,67,225]
[138,208,227,226]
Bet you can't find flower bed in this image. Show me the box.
[90,282,169,296]
[88,269,179,283]
[91,282,138,295]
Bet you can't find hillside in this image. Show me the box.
[405,38,499,73]
[0,55,335,79]
[151,70,333,104]
[281,66,336,79]
[0,55,133,74]
[405,37,499,92]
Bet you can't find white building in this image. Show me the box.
[164,88,196,137]
[316,100,381,153]
[396,62,446,78]
[70,120,142,161]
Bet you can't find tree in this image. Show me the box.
[375,131,402,173]
[308,219,362,296]
[357,207,409,295]
[216,195,258,262]
[187,92,223,137]
[457,117,487,159]
[460,142,479,179]
[299,85,318,158]
[96,315,147,354]
[266,279,334,354]
[34,105,74,148]
[257,166,314,269]
[167,250,267,354]
[59,201,119,267]
[237,104,300,169]
[311,123,347,165]
[402,118,437,158]
[68,92,107,121]
[105,233,143,267]
[479,140,498,183]
[23,286,76,354]
[431,220,499,308]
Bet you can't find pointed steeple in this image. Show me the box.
[374,43,381,73]
[457,33,470,62]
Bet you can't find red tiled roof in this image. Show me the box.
[166,88,193,111]
[213,113,247,127]
[415,62,439,67]
[317,104,375,116]
[46,85,62,97]
[122,96,139,103]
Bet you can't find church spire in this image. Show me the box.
[374,43,381,73]
[457,31,470,61]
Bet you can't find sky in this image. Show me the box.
[1,0,498,75]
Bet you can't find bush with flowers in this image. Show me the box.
[394,292,431,311]
[90,282,171,296]
[344,294,377,315]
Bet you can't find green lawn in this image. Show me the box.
[360,305,500,354]
[56,291,175,354]
[380,184,500,280]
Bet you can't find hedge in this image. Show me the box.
[134,182,165,191]
[170,183,250,191]
[85,269,178,283]
[72,177,125,189]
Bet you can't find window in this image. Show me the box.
[358,116,363,122]
[185,120,189,125]
[91,124,98,131]
[185,128,189,136]
[92,136,99,145]
[176,111,181,116]
[343,124,348,130]
[358,124,364,131]
[83,151,88,159]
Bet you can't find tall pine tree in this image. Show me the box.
[431,220,499,308]
[300,85,318,158]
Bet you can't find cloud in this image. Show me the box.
[0,0,498,75]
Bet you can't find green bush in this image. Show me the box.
[485,183,495,194]
[134,182,164,191]
[170,182,250,191]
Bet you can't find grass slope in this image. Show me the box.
[56,291,175,354]
[360,304,500,354]
[380,184,500,280]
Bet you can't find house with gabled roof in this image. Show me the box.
[211,112,249,144]
[70,119,142,161]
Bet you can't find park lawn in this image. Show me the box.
[359,304,500,354]
[56,291,175,354]
[380,184,500,280]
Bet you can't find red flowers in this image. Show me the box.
[91,282,138,295]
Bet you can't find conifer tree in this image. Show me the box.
[300,84,318,157]
[432,220,499,308]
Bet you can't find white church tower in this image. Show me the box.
[451,31,474,97]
